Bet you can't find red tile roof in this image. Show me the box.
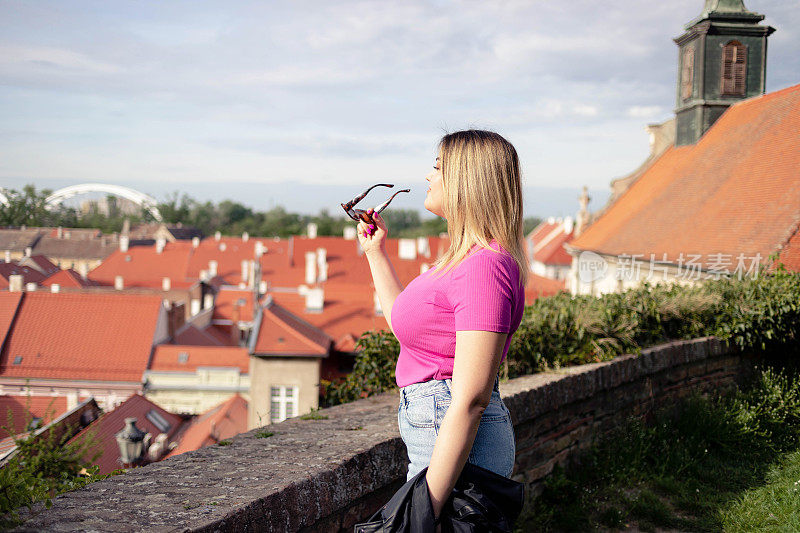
[252,297,331,356]
[212,288,257,323]
[88,241,194,288]
[570,84,800,272]
[0,292,164,381]
[150,345,250,373]
[163,394,247,458]
[66,393,186,475]
[0,263,46,285]
[171,324,225,346]
[0,395,67,439]
[19,255,60,277]
[41,269,100,288]
[525,273,568,302]
[0,293,22,351]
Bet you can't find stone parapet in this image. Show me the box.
[14,336,754,532]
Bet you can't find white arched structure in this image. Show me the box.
[46,183,162,222]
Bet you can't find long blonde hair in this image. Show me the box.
[429,129,529,288]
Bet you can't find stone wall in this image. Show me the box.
[13,336,756,532]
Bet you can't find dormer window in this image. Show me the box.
[721,41,747,96]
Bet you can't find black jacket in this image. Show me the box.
[354,463,525,532]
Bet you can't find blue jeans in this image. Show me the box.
[397,374,516,482]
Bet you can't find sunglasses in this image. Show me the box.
[341,183,411,224]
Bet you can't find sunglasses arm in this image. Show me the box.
[342,183,394,210]
[374,189,411,214]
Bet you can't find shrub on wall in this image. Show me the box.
[323,258,800,406]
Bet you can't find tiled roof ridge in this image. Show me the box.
[264,296,333,347]
[728,82,800,110]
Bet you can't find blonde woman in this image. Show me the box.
[357,129,529,528]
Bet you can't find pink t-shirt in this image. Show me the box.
[391,239,525,388]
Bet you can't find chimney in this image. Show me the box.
[25,282,37,292]
[57,226,63,239]
[208,260,218,276]
[167,301,185,339]
[254,241,265,257]
[199,269,208,281]
[190,299,201,316]
[417,237,431,258]
[343,226,357,240]
[374,291,383,316]
[155,238,166,254]
[50,283,60,293]
[242,232,249,242]
[231,302,242,345]
[307,223,317,239]
[120,235,129,252]
[4,250,10,263]
[114,276,124,290]
[241,260,249,282]
[24,247,32,257]
[192,236,200,248]
[316,248,328,282]
[214,231,221,241]
[162,277,171,291]
[398,238,417,260]
[8,275,23,292]
[305,287,324,313]
[259,280,268,294]
[305,251,317,285]
[219,242,227,252]
[247,259,256,289]
[203,293,214,309]
[78,263,88,280]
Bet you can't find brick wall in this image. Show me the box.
[13,336,755,532]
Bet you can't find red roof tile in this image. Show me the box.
[0,292,164,381]
[163,394,247,458]
[212,288,257,322]
[252,297,331,356]
[525,273,568,302]
[0,395,67,439]
[171,324,225,346]
[150,345,250,373]
[0,263,46,285]
[66,393,185,475]
[88,241,194,288]
[570,84,800,272]
[0,293,22,351]
[41,269,100,288]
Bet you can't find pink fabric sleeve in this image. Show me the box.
[446,251,516,333]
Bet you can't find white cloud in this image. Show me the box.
[0,45,123,74]
[627,105,664,119]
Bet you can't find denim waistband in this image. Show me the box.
[399,373,501,404]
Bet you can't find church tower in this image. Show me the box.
[673,0,775,146]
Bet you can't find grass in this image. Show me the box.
[300,408,329,420]
[515,361,800,532]
[255,430,274,439]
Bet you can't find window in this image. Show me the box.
[12,356,22,365]
[270,386,299,423]
[146,409,171,433]
[721,41,746,96]
[681,47,695,101]
[178,351,189,364]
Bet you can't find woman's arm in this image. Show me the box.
[364,247,404,333]
[357,210,404,333]
[424,329,508,523]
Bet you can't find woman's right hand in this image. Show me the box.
[357,209,388,256]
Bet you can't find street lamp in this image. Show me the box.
[115,417,146,467]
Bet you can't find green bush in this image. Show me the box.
[321,330,399,407]
[0,398,122,528]
[326,254,800,404]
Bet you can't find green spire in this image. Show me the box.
[687,0,764,27]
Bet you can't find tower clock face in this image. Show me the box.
[681,47,694,101]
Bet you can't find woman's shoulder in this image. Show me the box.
[460,241,519,274]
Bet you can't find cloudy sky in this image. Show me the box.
[0,0,797,217]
